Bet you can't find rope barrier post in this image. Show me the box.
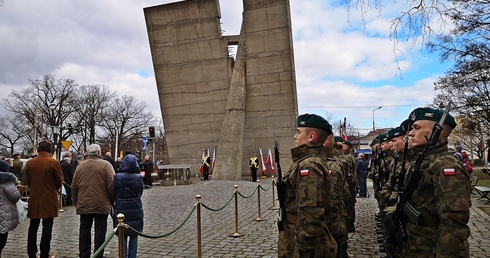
[196,195,202,258]
[59,187,64,212]
[117,213,125,258]
[229,185,244,237]
[255,180,264,221]
[270,175,277,210]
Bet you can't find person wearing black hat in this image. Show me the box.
[249,150,259,182]
[277,114,337,258]
[200,150,210,180]
[397,107,470,257]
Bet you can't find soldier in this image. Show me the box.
[200,150,211,180]
[341,140,357,233]
[278,113,337,258]
[249,150,259,182]
[400,107,471,257]
[324,134,349,258]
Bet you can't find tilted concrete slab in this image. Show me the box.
[144,0,297,180]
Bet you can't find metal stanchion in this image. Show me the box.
[117,214,125,258]
[59,188,64,212]
[270,176,277,210]
[229,185,244,237]
[255,180,264,221]
[196,195,202,258]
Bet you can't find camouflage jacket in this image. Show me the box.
[279,143,337,257]
[324,146,348,236]
[404,142,471,257]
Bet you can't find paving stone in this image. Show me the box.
[3,179,489,257]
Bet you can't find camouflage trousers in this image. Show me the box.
[278,222,338,258]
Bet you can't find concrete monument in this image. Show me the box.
[144,0,297,180]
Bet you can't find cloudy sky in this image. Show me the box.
[0,0,452,135]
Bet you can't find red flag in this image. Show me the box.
[267,148,275,176]
[259,148,267,175]
[341,117,348,141]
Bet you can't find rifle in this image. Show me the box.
[274,128,285,231]
[376,148,386,191]
[390,152,399,192]
[384,102,451,258]
[397,136,410,200]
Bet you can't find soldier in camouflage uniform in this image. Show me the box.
[323,135,349,258]
[277,114,337,258]
[341,140,357,233]
[400,107,471,257]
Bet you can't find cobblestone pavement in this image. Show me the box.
[3,178,490,258]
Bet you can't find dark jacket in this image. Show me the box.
[113,155,144,236]
[355,158,368,174]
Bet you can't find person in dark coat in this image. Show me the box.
[60,156,75,206]
[25,141,63,258]
[104,152,117,172]
[113,154,144,258]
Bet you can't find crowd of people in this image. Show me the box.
[279,107,472,257]
[0,142,151,258]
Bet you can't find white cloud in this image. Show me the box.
[0,0,449,134]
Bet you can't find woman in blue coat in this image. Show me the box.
[113,155,144,258]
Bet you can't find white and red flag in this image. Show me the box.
[259,148,267,175]
[267,148,275,176]
[211,147,216,174]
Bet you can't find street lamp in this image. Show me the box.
[372,106,382,132]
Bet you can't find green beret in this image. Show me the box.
[334,136,343,143]
[387,127,403,140]
[296,114,333,135]
[399,119,411,135]
[343,140,353,148]
[376,133,388,142]
[408,107,456,129]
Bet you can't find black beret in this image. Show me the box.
[408,107,456,129]
[334,136,343,143]
[296,114,333,135]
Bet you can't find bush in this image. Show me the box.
[473,167,490,180]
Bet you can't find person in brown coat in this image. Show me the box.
[72,144,115,258]
[25,141,63,258]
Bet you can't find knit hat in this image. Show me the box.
[0,160,10,172]
[119,154,140,174]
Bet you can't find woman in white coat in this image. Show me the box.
[0,160,21,257]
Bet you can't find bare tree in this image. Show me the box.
[98,95,157,158]
[3,74,78,157]
[69,84,115,149]
[0,116,25,155]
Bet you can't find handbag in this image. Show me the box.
[16,199,28,224]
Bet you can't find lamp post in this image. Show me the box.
[372,106,382,132]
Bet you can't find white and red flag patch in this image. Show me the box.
[300,169,309,176]
[443,168,456,176]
